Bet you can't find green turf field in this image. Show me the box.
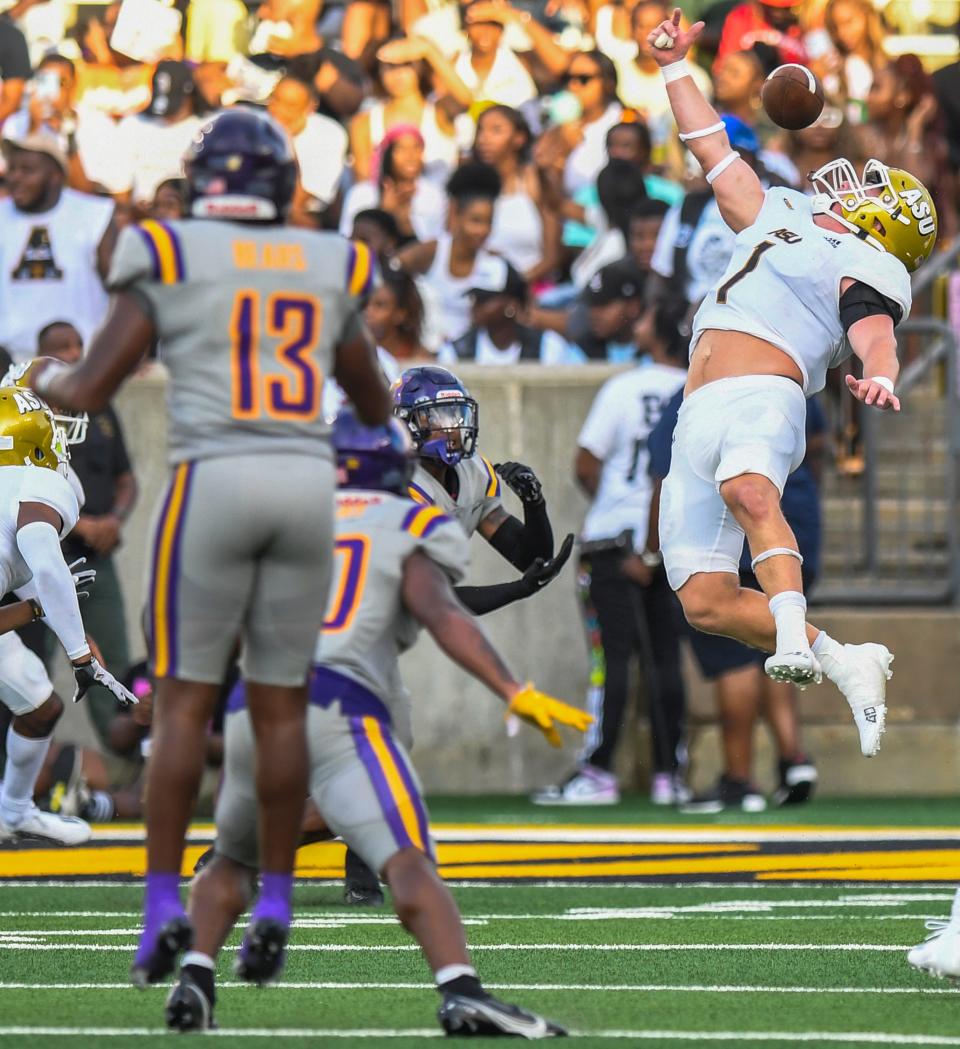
[0,797,957,1047]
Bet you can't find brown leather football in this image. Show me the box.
[761,64,825,131]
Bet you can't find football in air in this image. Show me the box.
[761,64,825,130]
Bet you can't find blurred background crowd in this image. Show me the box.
[0,0,957,821]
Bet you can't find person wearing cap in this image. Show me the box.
[575,259,649,363]
[439,258,583,366]
[0,129,115,364]
[715,0,809,72]
[113,60,206,207]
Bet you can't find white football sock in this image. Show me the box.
[0,729,51,827]
[435,963,477,986]
[812,630,845,681]
[182,951,215,970]
[769,591,809,653]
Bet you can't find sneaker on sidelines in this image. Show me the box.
[438,992,566,1038]
[531,766,619,806]
[166,971,217,1031]
[827,643,893,757]
[43,744,86,817]
[764,649,822,689]
[1,803,91,845]
[908,892,960,980]
[773,755,818,807]
[680,775,766,815]
[651,772,692,807]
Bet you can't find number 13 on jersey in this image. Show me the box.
[231,290,324,421]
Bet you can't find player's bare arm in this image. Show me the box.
[843,280,901,412]
[647,7,764,233]
[29,293,154,413]
[402,550,591,747]
[333,324,392,426]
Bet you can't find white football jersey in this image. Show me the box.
[0,466,80,597]
[692,188,912,395]
[578,362,687,549]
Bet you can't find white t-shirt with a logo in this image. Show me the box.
[578,361,686,548]
[0,189,114,362]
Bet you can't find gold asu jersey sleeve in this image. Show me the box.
[107,220,377,464]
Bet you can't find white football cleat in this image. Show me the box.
[531,766,620,806]
[764,649,822,689]
[908,918,960,980]
[828,643,893,757]
[2,804,91,845]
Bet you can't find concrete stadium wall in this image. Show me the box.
[55,366,960,797]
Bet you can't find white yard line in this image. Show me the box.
[1,1029,959,1044]
[0,941,914,952]
[0,980,954,995]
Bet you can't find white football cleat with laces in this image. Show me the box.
[827,643,893,757]
[908,906,960,980]
[1,804,91,845]
[764,649,822,689]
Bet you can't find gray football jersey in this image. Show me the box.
[314,490,469,715]
[107,219,376,464]
[407,452,502,538]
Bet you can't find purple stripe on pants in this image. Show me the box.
[348,716,413,852]
[381,731,432,862]
[164,462,195,678]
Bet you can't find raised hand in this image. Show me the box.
[646,6,705,66]
[506,683,594,748]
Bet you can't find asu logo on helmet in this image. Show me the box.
[0,388,65,471]
[810,158,938,272]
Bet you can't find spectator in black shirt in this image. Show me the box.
[0,14,30,131]
[39,321,138,750]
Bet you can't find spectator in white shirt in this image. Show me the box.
[440,258,583,366]
[267,74,347,217]
[3,53,122,194]
[114,61,205,207]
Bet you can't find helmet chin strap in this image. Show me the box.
[421,437,462,466]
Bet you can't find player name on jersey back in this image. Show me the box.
[692,189,911,396]
[107,220,376,463]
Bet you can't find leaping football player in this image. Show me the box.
[166,411,589,1038]
[647,10,936,758]
[30,109,392,987]
[0,387,135,845]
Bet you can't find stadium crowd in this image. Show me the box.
[0,0,958,822]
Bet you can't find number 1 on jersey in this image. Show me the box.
[231,290,324,421]
[716,240,775,305]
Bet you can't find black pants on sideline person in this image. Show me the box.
[576,548,686,776]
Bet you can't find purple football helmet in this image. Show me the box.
[392,366,478,467]
[333,409,415,494]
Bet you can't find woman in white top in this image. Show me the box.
[818,0,887,122]
[394,162,503,345]
[473,104,560,284]
[349,36,471,183]
[561,51,624,196]
[339,125,447,242]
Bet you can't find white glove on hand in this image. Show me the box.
[68,558,97,600]
[72,656,138,708]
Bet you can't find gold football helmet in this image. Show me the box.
[2,357,88,445]
[810,158,938,272]
[0,388,65,471]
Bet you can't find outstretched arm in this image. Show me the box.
[646,7,764,233]
[845,306,900,412]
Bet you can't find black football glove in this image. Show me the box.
[495,461,544,506]
[72,656,138,708]
[519,533,574,595]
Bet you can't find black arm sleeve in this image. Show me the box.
[487,501,554,571]
[455,579,528,616]
[839,281,903,333]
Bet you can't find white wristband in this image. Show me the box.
[678,121,726,142]
[870,376,895,393]
[662,60,692,85]
[705,151,739,184]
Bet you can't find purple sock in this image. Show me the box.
[144,871,182,921]
[252,872,294,926]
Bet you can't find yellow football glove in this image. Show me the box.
[506,683,594,748]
